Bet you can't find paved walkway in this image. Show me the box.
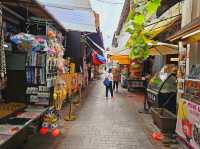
[23,79,159,149]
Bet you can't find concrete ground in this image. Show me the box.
[22,78,180,149]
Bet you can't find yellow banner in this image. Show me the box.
[110,55,130,65]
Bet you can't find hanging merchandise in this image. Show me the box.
[41,108,59,136]
[53,77,67,111]
[70,63,75,74]
[10,33,35,52]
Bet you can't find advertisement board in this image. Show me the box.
[176,99,200,149]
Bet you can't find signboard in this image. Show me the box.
[176,99,200,149]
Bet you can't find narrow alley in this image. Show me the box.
[2,0,198,149]
[23,78,157,149]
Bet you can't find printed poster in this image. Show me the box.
[176,99,200,149]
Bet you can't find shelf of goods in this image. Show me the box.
[0,26,65,147]
[128,62,144,90]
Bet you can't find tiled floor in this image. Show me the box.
[22,79,161,149]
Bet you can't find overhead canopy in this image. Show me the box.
[87,31,104,51]
[148,42,178,55]
[168,17,200,42]
[145,2,181,39]
[109,55,130,65]
[116,42,178,56]
[86,36,105,55]
[36,0,96,32]
[182,29,200,42]
[156,0,182,17]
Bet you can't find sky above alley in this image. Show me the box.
[91,0,125,48]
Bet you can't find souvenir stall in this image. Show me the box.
[1,5,45,148]
[175,40,200,148]
[0,4,66,146]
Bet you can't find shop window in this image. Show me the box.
[188,42,200,79]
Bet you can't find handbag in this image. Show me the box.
[103,78,111,87]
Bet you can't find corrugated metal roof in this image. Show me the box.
[36,0,96,32]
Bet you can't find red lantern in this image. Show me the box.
[51,129,60,137]
[39,127,48,135]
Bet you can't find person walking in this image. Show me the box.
[112,67,120,92]
[104,68,113,98]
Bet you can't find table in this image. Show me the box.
[0,106,48,149]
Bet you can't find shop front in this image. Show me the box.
[169,18,200,149]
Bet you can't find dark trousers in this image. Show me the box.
[106,83,113,97]
[113,81,119,91]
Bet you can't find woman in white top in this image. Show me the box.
[105,69,114,98]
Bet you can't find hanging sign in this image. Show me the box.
[176,99,200,149]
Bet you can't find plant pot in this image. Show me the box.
[151,108,177,133]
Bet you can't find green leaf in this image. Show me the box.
[127,9,135,22]
[134,15,145,25]
[126,28,134,34]
[125,0,160,61]
[146,1,160,18]
[134,0,138,4]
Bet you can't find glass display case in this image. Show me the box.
[147,68,177,113]
[148,71,177,93]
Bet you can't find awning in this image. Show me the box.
[109,55,130,65]
[148,16,180,39]
[86,36,105,55]
[114,42,178,56]
[145,2,181,39]
[182,29,200,42]
[156,0,182,17]
[168,17,200,42]
[87,31,104,52]
[36,0,96,32]
[148,42,178,55]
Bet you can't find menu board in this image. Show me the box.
[176,99,200,149]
